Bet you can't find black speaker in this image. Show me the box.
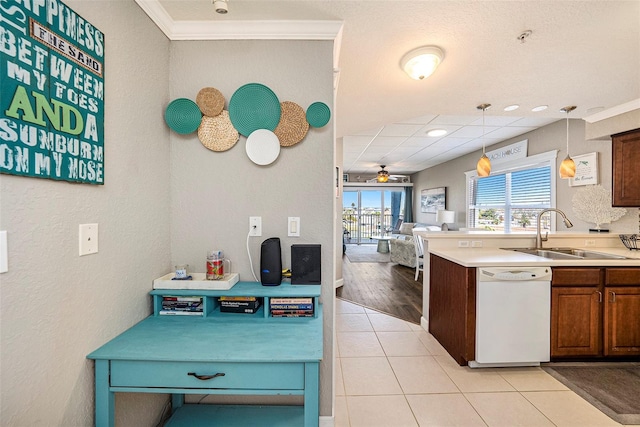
[291,244,321,284]
[260,237,282,286]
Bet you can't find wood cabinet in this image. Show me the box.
[429,254,476,365]
[551,267,640,359]
[604,268,640,356]
[551,268,602,357]
[612,128,640,207]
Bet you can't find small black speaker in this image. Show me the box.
[291,244,321,284]
[260,237,282,286]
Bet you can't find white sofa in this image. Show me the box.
[389,223,440,267]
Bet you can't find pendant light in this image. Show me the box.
[476,104,492,177]
[377,165,389,183]
[559,106,577,179]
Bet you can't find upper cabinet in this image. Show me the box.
[612,128,640,207]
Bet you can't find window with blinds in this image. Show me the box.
[468,165,552,232]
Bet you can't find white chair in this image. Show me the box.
[412,231,425,281]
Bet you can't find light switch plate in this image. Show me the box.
[79,224,98,256]
[288,217,300,237]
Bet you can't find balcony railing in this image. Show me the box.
[342,213,400,244]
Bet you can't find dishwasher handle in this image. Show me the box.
[478,267,552,282]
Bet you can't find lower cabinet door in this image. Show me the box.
[551,286,601,358]
[604,286,640,357]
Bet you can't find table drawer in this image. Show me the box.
[111,361,305,390]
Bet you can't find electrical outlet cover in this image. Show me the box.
[79,224,99,256]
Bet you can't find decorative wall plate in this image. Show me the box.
[306,102,331,128]
[196,87,225,117]
[198,111,239,152]
[274,101,309,147]
[245,129,281,165]
[165,98,202,134]
[229,83,281,137]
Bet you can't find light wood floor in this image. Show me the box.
[336,250,423,324]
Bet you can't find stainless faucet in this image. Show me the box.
[536,208,574,249]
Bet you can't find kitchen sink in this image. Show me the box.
[504,247,630,260]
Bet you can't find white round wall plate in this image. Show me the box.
[245,129,281,165]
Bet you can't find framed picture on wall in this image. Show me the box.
[569,152,598,187]
[421,187,446,213]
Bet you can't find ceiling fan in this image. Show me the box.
[366,165,410,183]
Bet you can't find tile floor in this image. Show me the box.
[334,298,638,427]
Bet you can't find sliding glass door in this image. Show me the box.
[343,188,405,245]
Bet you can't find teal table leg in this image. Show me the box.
[304,362,319,427]
[94,359,114,427]
[171,393,185,410]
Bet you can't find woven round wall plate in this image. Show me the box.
[165,98,202,134]
[197,111,239,152]
[245,129,280,166]
[274,101,309,147]
[306,102,331,128]
[196,87,225,117]
[229,83,281,137]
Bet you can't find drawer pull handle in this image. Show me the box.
[187,372,226,381]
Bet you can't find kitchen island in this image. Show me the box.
[414,231,640,366]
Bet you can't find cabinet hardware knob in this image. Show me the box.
[187,372,226,381]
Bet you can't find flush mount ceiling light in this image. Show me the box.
[400,46,444,80]
[559,105,577,179]
[427,129,447,137]
[377,165,389,183]
[213,0,228,14]
[476,103,492,177]
[504,104,519,112]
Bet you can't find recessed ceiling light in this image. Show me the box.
[427,129,447,137]
[504,104,519,112]
[531,105,548,112]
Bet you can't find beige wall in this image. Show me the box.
[168,40,335,417]
[412,118,639,234]
[0,1,171,425]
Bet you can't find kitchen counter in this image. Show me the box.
[428,246,640,268]
[421,232,640,367]
[416,230,639,267]
[414,231,640,329]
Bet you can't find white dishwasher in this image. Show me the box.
[469,266,552,368]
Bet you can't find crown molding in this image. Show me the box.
[135,0,343,41]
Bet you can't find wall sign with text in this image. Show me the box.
[0,0,105,184]
[569,152,598,187]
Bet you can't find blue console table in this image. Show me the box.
[87,282,323,427]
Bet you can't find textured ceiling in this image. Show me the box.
[146,0,640,175]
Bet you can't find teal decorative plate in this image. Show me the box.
[229,83,281,137]
[306,102,331,128]
[165,98,202,134]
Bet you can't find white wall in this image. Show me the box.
[0,1,171,426]
[413,119,639,234]
[168,40,335,417]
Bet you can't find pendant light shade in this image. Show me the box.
[559,156,576,179]
[559,106,577,179]
[477,154,491,177]
[377,165,389,183]
[476,104,491,177]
